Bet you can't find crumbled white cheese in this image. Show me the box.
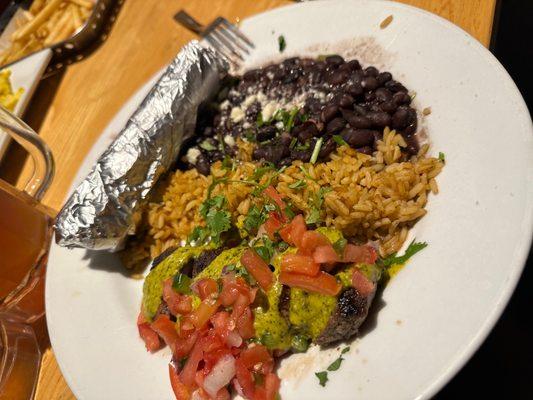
[261,101,280,122]
[242,94,258,108]
[230,107,245,123]
[275,121,284,130]
[185,147,201,164]
[220,100,230,110]
[224,135,235,147]
[243,122,251,129]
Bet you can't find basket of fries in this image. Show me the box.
[0,0,119,71]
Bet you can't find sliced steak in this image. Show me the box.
[191,248,224,277]
[315,270,378,346]
[150,246,177,271]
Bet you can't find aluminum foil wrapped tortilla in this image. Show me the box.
[55,41,227,251]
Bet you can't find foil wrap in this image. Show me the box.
[55,41,227,251]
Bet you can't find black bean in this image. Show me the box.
[342,109,373,129]
[372,130,384,143]
[291,149,312,162]
[327,70,349,85]
[256,126,277,142]
[375,87,393,102]
[321,104,339,123]
[210,150,224,162]
[404,135,419,155]
[319,138,337,158]
[326,117,347,134]
[364,66,379,77]
[380,100,398,114]
[376,72,392,86]
[273,68,286,80]
[404,123,417,136]
[203,126,214,137]
[196,153,211,175]
[307,98,323,114]
[338,94,355,108]
[345,82,363,97]
[341,128,375,147]
[353,104,369,115]
[325,55,344,67]
[362,76,379,91]
[352,69,365,83]
[385,80,408,93]
[392,107,410,129]
[367,111,392,128]
[253,143,285,165]
[283,70,300,83]
[347,59,361,70]
[392,91,412,105]
[296,122,319,142]
[364,91,376,102]
[301,58,316,68]
[356,146,374,155]
[338,63,353,73]
[243,69,261,82]
[282,57,300,67]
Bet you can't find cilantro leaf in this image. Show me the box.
[243,205,267,234]
[341,346,350,354]
[257,112,264,127]
[278,35,286,52]
[379,240,428,267]
[438,152,446,163]
[315,371,328,387]
[327,356,344,371]
[244,129,257,142]
[289,137,297,149]
[206,209,231,244]
[252,164,276,181]
[332,238,347,256]
[254,236,276,262]
[199,140,217,151]
[289,179,306,189]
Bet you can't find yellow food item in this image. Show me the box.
[0,70,23,111]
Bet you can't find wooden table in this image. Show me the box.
[0,0,497,398]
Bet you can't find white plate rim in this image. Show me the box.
[46,1,533,399]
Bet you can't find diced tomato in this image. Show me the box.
[278,214,307,247]
[174,331,199,359]
[191,298,221,329]
[236,307,255,339]
[231,293,251,322]
[351,269,376,297]
[211,311,231,338]
[137,313,162,352]
[203,347,233,373]
[299,230,331,255]
[238,345,273,371]
[180,338,205,388]
[280,254,320,276]
[264,373,281,400]
[235,359,255,399]
[215,387,230,400]
[197,278,219,300]
[313,245,340,264]
[342,244,378,264]
[264,186,286,219]
[151,315,180,354]
[169,363,190,400]
[163,280,193,315]
[240,249,274,291]
[263,213,284,240]
[279,271,342,296]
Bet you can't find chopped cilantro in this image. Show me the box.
[289,179,306,189]
[206,177,228,199]
[193,194,232,245]
[284,205,296,219]
[342,346,350,354]
[244,129,257,142]
[286,108,299,132]
[310,137,323,164]
[295,142,310,151]
[199,195,226,218]
[289,137,297,149]
[254,236,276,262]
[327,357,343,372]
[305,208,321,225]
[225,263,236,272]
[273,107,299,132]
[333,134,348,146]
[438,152,446,163]
[276,241,289,252]
[256,112,264,127]
[188,226,209,244]
[251,164,276,181]
[243,205,267,234]
[291,335,309,352]
[199,140,216,151]
[332,238,347,256]
[298,165,315,181]
[222,155,233,170]
[315,371,328,387]
[278,35,286,52]
[306,187,332,225]
[379,240,428,267]
[172,273,192,294]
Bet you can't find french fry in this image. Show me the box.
[44,8,73,46]
[12,0,62,42]
[29,0,47,15]
[70,5,82,29]
[68,0,94,9]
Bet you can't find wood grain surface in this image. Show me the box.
[0,0,496,398]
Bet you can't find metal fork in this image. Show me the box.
[174,10,254,65]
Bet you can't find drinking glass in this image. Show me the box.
[0,106,54,400]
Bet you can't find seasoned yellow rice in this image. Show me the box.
[122,128,443,268]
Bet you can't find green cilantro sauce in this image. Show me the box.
[141,227,381,350]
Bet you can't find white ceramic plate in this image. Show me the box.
[46,1,533,399]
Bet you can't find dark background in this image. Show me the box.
[436,0,533,397]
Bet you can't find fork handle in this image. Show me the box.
[174,10,205,35]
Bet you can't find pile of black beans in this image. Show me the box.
[187,55,419,174]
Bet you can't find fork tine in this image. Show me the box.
[214,26,250,55]
[209,30,245,61]
[219,18,255,48]
[205,35,236,63]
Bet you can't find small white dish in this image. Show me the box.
[46,1,533,399]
